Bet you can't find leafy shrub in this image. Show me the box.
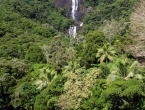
[81,30,107,67]
[25,45,46,63]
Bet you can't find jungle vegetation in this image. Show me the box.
[0,0,145,110]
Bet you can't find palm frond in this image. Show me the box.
[129,61,138,70]
[126,72,134,79]
[107,55,113,61]
[100,54,106,63]
[106,73,120,84]
[135,74,143,80]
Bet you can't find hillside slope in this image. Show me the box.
[0,0,145,110]
[128,0,145,63]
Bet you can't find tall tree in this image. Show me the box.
[34,75,67,110]
[81,30,107,67]
[11,82,39,110]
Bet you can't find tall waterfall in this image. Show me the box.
[69,0,78,38]
[71,0,78,20]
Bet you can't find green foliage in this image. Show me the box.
[47,12,74,31]
[10,0,72,32]
[18,64,55,84]
[0,0,72,60]
[96,43,116,63]
[98,63,111,78]
[0,0,145,110]
[103,79,145,110]
[33,65,57,90]
[0,73,16,109]
[25,45,46,63]
[33,26,57,38]
[34,75,67,110]
[0,58,12,76]
[11,58,28,79]
[79,79,145,110]
[78,79,106,110]
[58,67,100,109]
[75,42,84,58]
[0,35,51,59]
[83,0,137,34]
[41,37,75,72]
[114,58,142,78]
[81,30,107,67]
[0,10,57,38]
[104,57,144,84]
[0,81,3,109]
[11,82,39,109]
[0,58,29,109]
[99,19,130,42]
[83,0,98,7]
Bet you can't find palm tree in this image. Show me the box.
[106,65,120,84]
[115,58,142,79]
[62,61,81,75]
[125,60,143,80]
[106,58,143,84]
[115,57,128,78]
[33,67,57,90]
[96,43,116,63]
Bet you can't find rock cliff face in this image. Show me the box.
[54,0,86,21]
[54,0,71,8]
[127,0,145,65]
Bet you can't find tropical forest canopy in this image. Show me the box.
[0,0,145,110]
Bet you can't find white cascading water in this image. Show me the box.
[69,26,77,38]
[80,22,83,27]
[71,0,78,20]
[69,0,78,38]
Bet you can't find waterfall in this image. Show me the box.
[69,0,78,38]
[80,22,83,27]
[71,0,78,20]
[69,26,77,37]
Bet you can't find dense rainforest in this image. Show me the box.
[0,0,145,110]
